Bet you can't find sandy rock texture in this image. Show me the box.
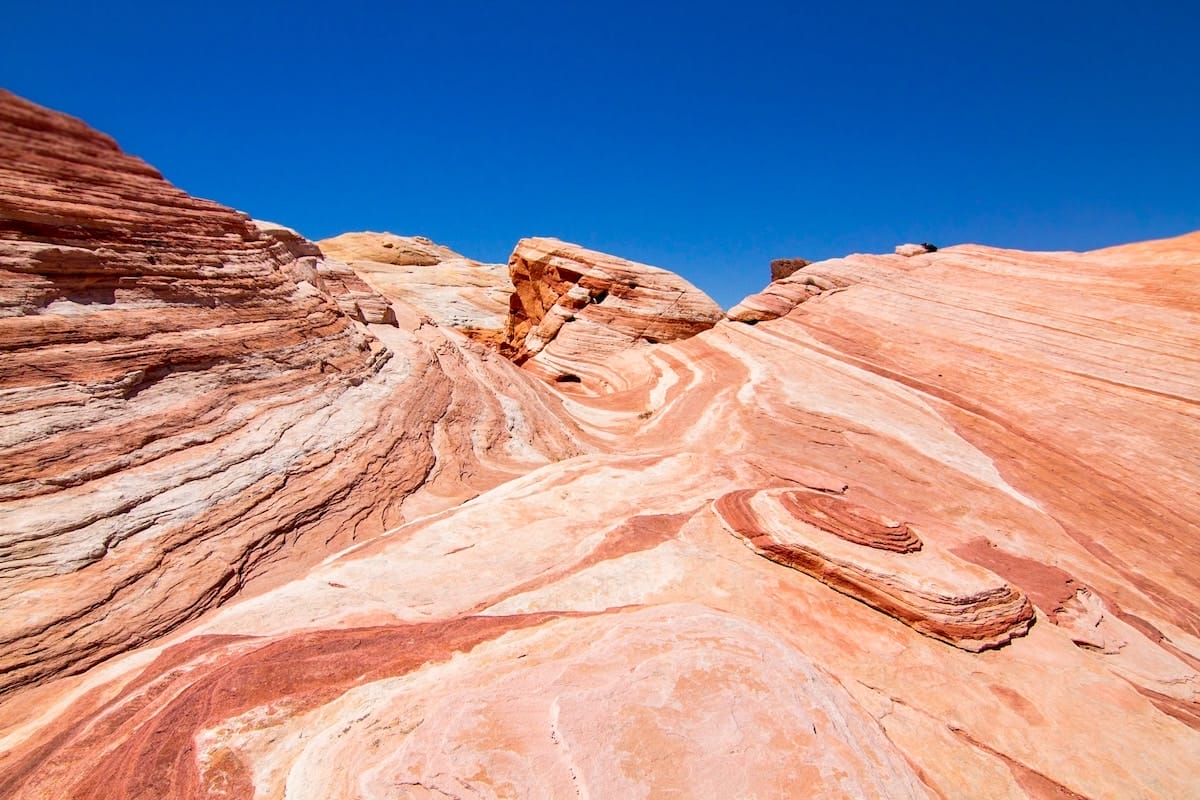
[2,89,1200,799]
[0,90,582,696]
[501,237,726,384]
[318,231,512,342]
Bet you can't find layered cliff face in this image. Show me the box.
[2,90,1199,799]
[0,90,583,697]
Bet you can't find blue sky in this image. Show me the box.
[4,1,1198,307]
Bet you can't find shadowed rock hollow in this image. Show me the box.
[2,89,1199,799]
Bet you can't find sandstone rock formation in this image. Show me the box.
[501,237,725,385]
[714,488,1035,651]
[726,261,843,322]
[318,231,511,341]
[770,256,810,281]
[2,90,1200,799]
[0,90,582,696]
[256,221,397,325]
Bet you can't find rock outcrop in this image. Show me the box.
[770,256,810,281]
[501,237,725,384]
[895,242,936,256]
[714,488,1035,651]
[727,261,844,322]
[2,89,1200,800]
[318,231,511,341]
[256,221,396,325]
[0,90,582,696]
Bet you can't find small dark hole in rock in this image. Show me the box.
[555,373,582,383]
[591,289,609,304]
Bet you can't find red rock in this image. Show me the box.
[714,488,1034,650]
[501,237,725,383]
[318,231,512,341]
[0,90,582,695]
[2,89,1199,800]
[727,263,843,322]
[255,221,397,325]
[770,256,810,281]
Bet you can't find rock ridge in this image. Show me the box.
[714,488,1035,651]
[1,89,1199,799]
[0,90,585,695]
[501,237,725,383]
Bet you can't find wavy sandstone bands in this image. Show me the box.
[501,237,725,383]
[317,231,513,341]
[0,90,582,695]
[714,489,1034,651]
[1,88,1199,799]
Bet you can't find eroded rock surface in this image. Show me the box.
[726,263,844,323]
[0,90,582,695]
[501,237,725,384]
[3,90,1200,800]
[319,231,511,341]
[770,256,810,281]
[256,221,396,325]
[714,488,1034,651]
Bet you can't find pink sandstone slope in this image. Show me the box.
[0,89,583,697]
[2,90,1199,799]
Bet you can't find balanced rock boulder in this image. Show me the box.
[770,256,810,281]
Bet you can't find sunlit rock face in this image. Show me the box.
[726,261,843,323]
[501,237,726,386]
[0,90,582,696]
[318,231,512,344]
[713,488,1035,651]
[2,88,1200,800]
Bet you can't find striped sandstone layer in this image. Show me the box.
[317,231,512,343]
[1,89,1199,798]
[714,488,1035,651]
[501,237,725,384]
[0,90,582,696]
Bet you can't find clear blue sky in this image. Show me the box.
[4,1,1198,307]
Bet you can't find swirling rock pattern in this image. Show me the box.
[778,490,922,553]
[0,90,582,696]
[726,265,843,322]
[3,89,1200,799]
[501,237,725,383]
[714,488,1034,650]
